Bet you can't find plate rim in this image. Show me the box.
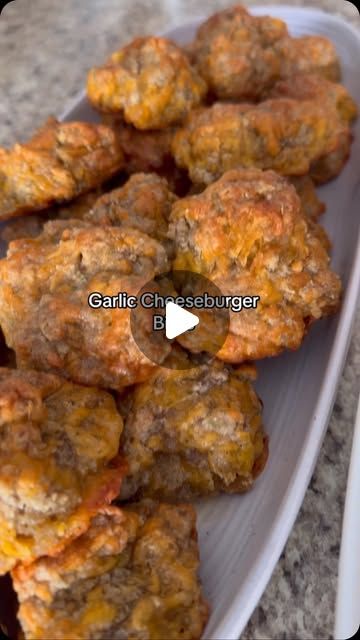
[334,393,360,638]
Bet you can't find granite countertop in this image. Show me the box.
[0,1,359,638]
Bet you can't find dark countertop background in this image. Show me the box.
[0,1,359,638]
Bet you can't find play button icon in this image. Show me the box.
[165,302,199,339]
[130,270,230,370]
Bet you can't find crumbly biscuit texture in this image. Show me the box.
[13,502,209,640]
[0,368,124,574]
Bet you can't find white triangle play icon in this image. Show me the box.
[165,301,199,340]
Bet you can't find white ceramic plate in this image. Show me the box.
[1,6,360,640]
[335,390,360,640]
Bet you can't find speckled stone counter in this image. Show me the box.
[0,2,359,639]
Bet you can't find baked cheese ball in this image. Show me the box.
[85,172,176,247]
[169,169,341,362]
[183,173,326,219]
[119,361,267,501]
[275,34,341,81]
[13,502,209,640]
[1,173,175,251]
[267,72,358,124]
[266,73,358,184]
[189,4,288,100]
[0,223,170,389]
[0,368,125,575]
[87,37,206,129]
[172,99,351,185]
[0,118,124,221]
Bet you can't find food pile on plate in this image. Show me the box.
[0,5,357,639]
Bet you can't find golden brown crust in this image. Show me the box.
[26,118,123,190]
[263,72,357,184]
[85,173,177,247]
[87,37,206,129]
[267,72,358,124]
[263,66,353,186]
[0,118,124,221]
[169,169,341,361]
[1,174,175,252]
[310,135,353,184]
[13,502,209,640]
[190,5,288,100]
[0,223,170,389]
[119,361,267,501]
[289,175,325,220]
[0,368,125,575]
[172,99,351,185]
[275,35,341,81]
